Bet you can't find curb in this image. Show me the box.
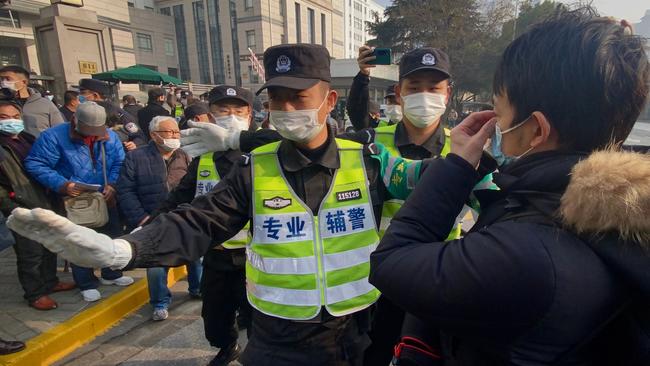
[0,266,188,366]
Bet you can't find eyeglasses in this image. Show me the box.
[154,130,181,136]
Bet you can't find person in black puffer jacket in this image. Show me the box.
[370,7,650,366]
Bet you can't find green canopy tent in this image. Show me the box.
[91,65,183,85]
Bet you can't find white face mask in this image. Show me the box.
[402,92,447,128]
[159,137,181,151]
[385,105,403,122]
[213,114,250,133]
[1,80,17,91]
[269,94,328,143]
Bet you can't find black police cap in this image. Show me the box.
[399,48,451,80]
[208,85,254,106]
[79,78,111,97]
[257,44,331,95]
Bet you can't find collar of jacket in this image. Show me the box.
[278,125,340,172]
[68,123,109,142]
[394,121,445,156]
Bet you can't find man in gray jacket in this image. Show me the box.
[0,65,64,137]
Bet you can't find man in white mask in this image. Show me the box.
[6,44,429,366]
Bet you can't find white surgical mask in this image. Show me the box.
[0,118,25,135]
[1,80,17,91]
[269,95,328,143]
[46,95,54,101]
[213,114,250,133]
[402,92,447,128]
[385,105,403,122]
[160,137,181,151]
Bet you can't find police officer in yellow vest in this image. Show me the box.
[5,44,433,366]
[154,85,255,365]
[361,47,459,366]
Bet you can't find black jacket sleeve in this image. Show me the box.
[346,72,372,131]
[369,154,554,338]
[122,159,251,269]
[239,129,282,152]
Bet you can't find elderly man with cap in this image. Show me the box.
[78,79,144,152]
[23,101,133,302]
[7,44,433,365]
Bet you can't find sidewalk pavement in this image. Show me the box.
[0,246,188,365]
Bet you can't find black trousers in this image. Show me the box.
[241,310,371,366]
[363,295,406,366]
[12,232,59,302]
[200,249,251,348]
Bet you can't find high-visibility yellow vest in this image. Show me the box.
[248,139,380,320]
[174,104,184,118]
[374,124,461,240]
[377,119,391,128]
[196,153,248,249]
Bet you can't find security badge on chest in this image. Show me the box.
[199,170,211,178]
[263,196,292,209]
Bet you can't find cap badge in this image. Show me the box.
[421,53,436,66]
[276,55,291,73]
[226,88,237,96]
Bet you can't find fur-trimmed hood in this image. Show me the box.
[560,149,650,245]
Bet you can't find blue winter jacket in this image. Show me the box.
[24,123,125,194]
[116,142,190,228]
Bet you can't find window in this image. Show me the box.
[164,39,175,56]
[193,1,211,84]
[354,17,362,31]
[136,33,153,51]
[281,34,286,43]
[354,34,362,42]
[229,0,242,86]
[0,9,20,28]
[307,9,315,44]
[245,0,253,10]
[144,6,154,11]
[159,7,171,16]
[280,0,286,17]
[295,3,301,43]
[127,1,134,8]
[354,2,362,12]
[207,0,226,84]
[246,30,256,50]
[141,64,158,71]
[173,5,191,81]
[167,67,178,78]
[248,65,259,84]
[321,13,326,46]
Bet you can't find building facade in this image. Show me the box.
[342,0,384,59]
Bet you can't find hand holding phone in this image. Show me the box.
[367,48,392,65]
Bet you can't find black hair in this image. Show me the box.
[0,65,30,80]
[64,90,79,105]
[148,87,165,102]
[493,6,649,151]
[0,100,22,113]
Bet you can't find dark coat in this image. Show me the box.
[137,102,170,140]
[370,150,650,365]
[116,142,190,228]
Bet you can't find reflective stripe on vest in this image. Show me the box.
[249,138,380,320]
[374,124,461,240]
[195,153,249,249]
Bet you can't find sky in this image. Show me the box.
[373,0,649,23]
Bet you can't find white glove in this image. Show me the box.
[180,121,241,157]
[7,208,132,269]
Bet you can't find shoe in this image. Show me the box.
[29,295,58,310]
[81,289,101,302]
[208,343,241,366]
[51,281,76,293]
[100,276,134,286]
[189,291,202,299]
[0,339,25,355]
[152,308,169,321]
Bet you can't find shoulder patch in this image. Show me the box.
[125,122,139,133]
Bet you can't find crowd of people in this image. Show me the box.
[1,7,650,366]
